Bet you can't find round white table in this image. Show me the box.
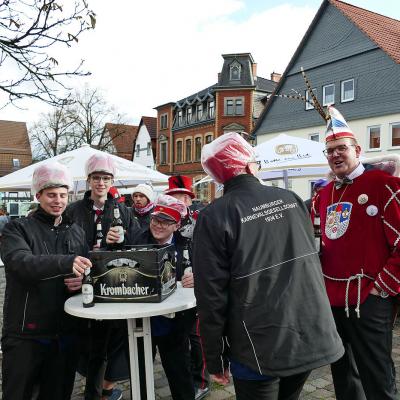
[65,285,196,400]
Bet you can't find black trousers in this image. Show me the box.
[331,295,397,400]
[138,327,195,400]
[232,371,310,400]
[1,335,79,400]
[190,316,209,390]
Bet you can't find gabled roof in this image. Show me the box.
[253,0,400,135]
[331,0,400,64]
[140,117,157,139]
[104,123,138,160]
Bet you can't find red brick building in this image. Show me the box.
[154,53,279,200]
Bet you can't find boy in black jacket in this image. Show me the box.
[1,162,91,400]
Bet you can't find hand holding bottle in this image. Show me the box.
[182,270,194,288]
[106,226,124,244]
[72,256,92,277]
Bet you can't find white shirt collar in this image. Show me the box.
[347,162,365,180]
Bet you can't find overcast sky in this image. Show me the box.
[0,0,399,127]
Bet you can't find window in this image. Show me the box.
[323,84,335,106]
[186,107,192,124]
[230,61,241,80]
[196,104,203,121]
[176,141,183,163]
[367,126,380,149]
[147,142,151,156]
[225,97,244,116]
[208,101,215,119]
[12,158,20,167]
[160,114,168,130]
[195,137,202,161]
[185,139,192,162]
[135,144,140,157]
[391,123,400,147]
[160,142,167,164]
[341,79,355,102]
[305,89,316,110]
[309,133,319,142]
[177,110,183,127]
[205,134,213,144]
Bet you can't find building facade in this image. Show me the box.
[132,116,157,169]
[253,0,400,200]
[155,53,278,201]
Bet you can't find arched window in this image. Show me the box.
[230,61,241,80]
[195,137,202,161]
[185,139,192,162]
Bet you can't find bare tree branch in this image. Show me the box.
[0,0,96,107]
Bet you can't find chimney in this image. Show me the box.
[271,72,282,82]
[252,63,257,78]
[217,72,221,83]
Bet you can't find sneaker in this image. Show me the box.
[106,388,123,400]
[195,386,210,400]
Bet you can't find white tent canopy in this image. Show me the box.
[256,133,328,180]
[194,134,329,187]
[0,145,168,193]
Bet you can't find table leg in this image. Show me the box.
[143,317,155,399]
[127,317,155,400]
[127,318,141,400]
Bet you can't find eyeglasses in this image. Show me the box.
[323,144,355,158]
[150,216,176,228]
[91,175,112,183]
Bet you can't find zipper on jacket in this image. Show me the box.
[21,292,29,332]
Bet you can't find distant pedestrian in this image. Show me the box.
[131,183,155,228]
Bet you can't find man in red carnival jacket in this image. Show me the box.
[315,106,400,400]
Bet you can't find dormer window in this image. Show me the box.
[230,61,241,81]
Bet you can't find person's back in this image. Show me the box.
[193,132,343,400]
[195,173,343,376]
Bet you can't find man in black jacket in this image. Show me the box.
[131,183,155,228]
[114,194,196,400]
[67,153,140,400]
[1,162,91,400]
[193,132,344,400]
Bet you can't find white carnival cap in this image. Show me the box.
[85,153,116,177]
[32,162,73,194]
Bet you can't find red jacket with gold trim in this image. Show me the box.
[315,169,400,306]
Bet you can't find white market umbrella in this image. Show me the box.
[256,134,329,185]
[0,144,168,193]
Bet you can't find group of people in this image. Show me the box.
[1,105,400,400]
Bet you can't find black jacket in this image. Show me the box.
[66,191,140,249]
[132,206,153,229]
[1,207,88,339]
[131,229,195,331]
[193,174,344,376]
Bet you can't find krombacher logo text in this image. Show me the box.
[100,282,150,296]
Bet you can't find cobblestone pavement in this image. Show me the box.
[68,323,400,400]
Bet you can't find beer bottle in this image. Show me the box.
[182,244,192,275]
[95,218,103,249]
[313,213,322,255]
[111,203,124,250]
[82,268,94,308]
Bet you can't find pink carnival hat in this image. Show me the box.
[32,162,73,194]
[151,194,187,223]
[85,154,116,177]
[201,132,256,184]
